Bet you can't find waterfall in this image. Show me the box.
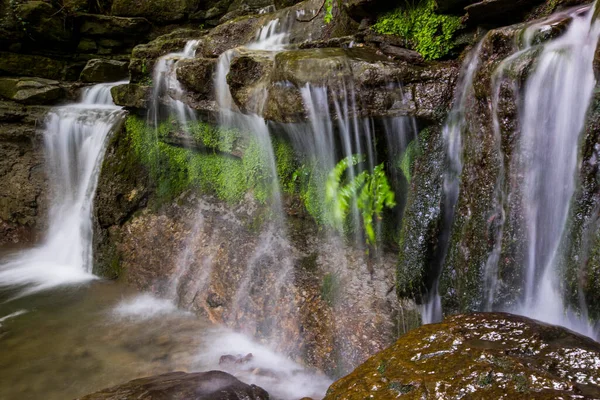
[514,5,600,337]
[150,40,200,129]
[0,82,126,296]
[421,43,483,324]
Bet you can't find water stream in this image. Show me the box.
[515,4,600,337]
[0,82,126,296]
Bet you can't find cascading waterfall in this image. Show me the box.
[213,17,296,340]
[514,4,600,337]
[150,40,200,129]
[421,43,483,324]
[0,82,126,295]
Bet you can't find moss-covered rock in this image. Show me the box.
[0,77,64,105]
[128,28,206,83]
[176,57,218,98]
[0,52,66,80]
[396,127,444,301]
[325,312,600,399]
[111,84,151,109]
[79,59,129,83]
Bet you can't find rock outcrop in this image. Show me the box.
[78,371,269,400]
[324,313,600,399]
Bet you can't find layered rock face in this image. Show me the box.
[324,313,600,399]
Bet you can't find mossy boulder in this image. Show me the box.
[176,57,218,98]
[129,29,206,84]
[111,84,151,109]
[325,313,600,399]
[78,371,269,400]
[80,59,129,83]
[0,77,64,105]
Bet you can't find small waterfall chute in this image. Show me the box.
[0,82,127,296]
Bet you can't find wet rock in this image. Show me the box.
[219,353,253,365]
[80,59,129,83]
[0,77,64,105]
[77,370,269,399]
[93,120,417,374]
[325,313,600,399]
[379,44,424,64]
[0,101,48,246]
[396,126,445,302]
[110,84,151,109]
[466,0,546,25]
[176,58,218,98]
[219,47,457,123]
[129,28,206,84]
[202,15,262,57]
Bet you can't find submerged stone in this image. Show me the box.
[77,370,269,399]
[325,313,600,399]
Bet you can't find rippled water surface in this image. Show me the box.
[0,281,330,400]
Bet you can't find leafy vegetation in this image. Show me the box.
[325,155,396,248]
[372,0,462,60]
[125,116,274,204]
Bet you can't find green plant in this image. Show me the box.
[373,0,462,60]
[324,0,334,23]
[325,155,396,248]
[399,138,420,183]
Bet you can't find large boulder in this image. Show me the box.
[80,59,129,83]
[77,371,269,399]
[110,84,151,109]
[325,313,600,399]
[0,77,64,105]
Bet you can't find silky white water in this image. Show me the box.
[150,40,200,129]
[514,5,600,337]
[421,43,483,324]
[0,82,126,296]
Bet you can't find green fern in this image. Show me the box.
[325,155,396,248]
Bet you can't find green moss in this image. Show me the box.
[187,122,241,153]
[125,115,276,205]
[399,138,420,183]
[372,0,462,60]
